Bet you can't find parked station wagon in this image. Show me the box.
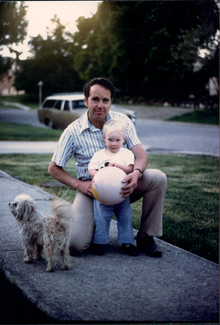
[38,93,136,130]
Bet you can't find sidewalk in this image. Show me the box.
[0,141,57,154]
[1,141,219,157]
[0,169,219,322]
[2,101,30,111]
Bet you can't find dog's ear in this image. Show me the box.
[19,199,35,221]
[25,201,35,213]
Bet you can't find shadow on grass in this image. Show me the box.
[162,217,219,264]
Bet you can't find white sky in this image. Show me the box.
[1,1,101,60]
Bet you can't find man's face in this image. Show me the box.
[84,84,112,128]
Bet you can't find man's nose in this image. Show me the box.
[97,100,104,108]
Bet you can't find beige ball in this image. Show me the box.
[92,167,128,205]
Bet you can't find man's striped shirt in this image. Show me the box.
[52,110,141,180]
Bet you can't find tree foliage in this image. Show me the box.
[0,1,27,74]
[14,17,83,97]
[72,1,219,100]
[14,1,219,102]
[0,55,12,75]
[0,2,27,48]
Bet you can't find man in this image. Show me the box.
[48,77,167,257]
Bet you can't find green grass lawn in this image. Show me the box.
[0,117,219,263]
[168,108,219,125]
[0,153,218,263]
[0,95,39,110]
[0,121,62,141]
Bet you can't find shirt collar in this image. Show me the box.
[79,110,104,134]
[106,112,111,122]
[79,110,90,133]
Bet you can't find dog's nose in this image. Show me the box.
[9,203,11,206]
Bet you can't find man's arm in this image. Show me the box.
[120,144,148,198]
[48,161,94,197]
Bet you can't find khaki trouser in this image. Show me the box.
[69,169,167,255]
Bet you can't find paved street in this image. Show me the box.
[0,108,48,129]
[0,108,219,156]
[137,118,219,157]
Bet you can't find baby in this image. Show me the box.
[88,119,138,256]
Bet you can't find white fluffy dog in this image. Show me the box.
[9,193,72,272]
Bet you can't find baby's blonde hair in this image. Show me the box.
[103,119,126,137]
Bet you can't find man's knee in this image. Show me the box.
[69,192,94,255]
[69,218,94,255]
[154,169,167,188]
[69,238,90,256]
[69,230,93,255]
[144,168,167,188]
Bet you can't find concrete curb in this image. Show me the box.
[2,101,30,111]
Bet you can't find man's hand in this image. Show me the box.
[77,180,94,197]
[48,161,94,197]
[120,171,140,198]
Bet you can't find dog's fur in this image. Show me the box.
[9,193,72,272]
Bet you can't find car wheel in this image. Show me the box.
[44,118,56,129]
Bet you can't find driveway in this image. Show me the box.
[0,108,48,128]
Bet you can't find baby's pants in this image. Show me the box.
[93,197,135,245]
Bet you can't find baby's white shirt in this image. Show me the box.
[88,147,134,170]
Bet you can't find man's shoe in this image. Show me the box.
[136,236,162,257]
[122,244,139,256]
[92,243,106,255]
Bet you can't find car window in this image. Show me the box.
[63,101,69,111]
[72,100,86,109]
[43,100,56,108]
[54,100,62,110]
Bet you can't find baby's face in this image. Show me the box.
[104,131,125,153]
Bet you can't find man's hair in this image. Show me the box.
[103,119,126,138]
[83,77,115,99]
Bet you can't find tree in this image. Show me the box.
[0,55,12,75]
[0,2,27,74]
[15,17,82,97]
[0,2,27,49]
[143,0,219,100]
[72,1,219,101]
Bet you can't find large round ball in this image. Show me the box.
[91,167,128,205]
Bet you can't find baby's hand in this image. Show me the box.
[108,162,118,167]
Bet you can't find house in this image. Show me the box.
[0,59,25,96]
